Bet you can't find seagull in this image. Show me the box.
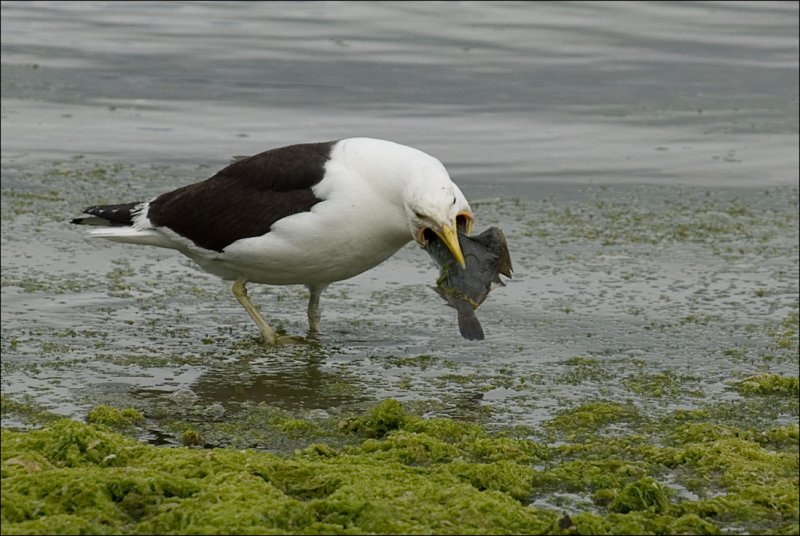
[72,138,474,343]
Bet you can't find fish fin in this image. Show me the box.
[472,226,513,278]
[457,303,485,340]
[433,286,457,309]
[492,227,514,277]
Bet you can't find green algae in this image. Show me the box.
[378,354,458,371]
[521,187,798,253]
[557,356,615,385]
[622,370,703,399]
[775,308,799,351]
[608,477,671,514]
[86,405,145,428]
[568,511,722,535]
[3,399,798,535]
[179,428,204,447]
[156,401,339,452]
[734,373,800,396]
[339,399,409,438]
[1,396,62,428]
[1,411,560,535]
[545,401,640,438]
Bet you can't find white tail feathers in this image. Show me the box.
[85,227,177,249]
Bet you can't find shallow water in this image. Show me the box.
[2,1,798,187]
[1,1,798,440]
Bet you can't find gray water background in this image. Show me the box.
[3,0,798,189]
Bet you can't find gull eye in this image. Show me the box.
[452,196,456,205]
[414,210,425,220]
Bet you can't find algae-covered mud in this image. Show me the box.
[2,158,798,433]
[1,155,798,533]
[2,397,798,534]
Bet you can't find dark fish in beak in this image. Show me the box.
[424,226,513,340]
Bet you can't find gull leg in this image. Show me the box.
[232,278,277,344]
[307,284,328,337]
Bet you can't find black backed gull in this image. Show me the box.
[72,137,474,343]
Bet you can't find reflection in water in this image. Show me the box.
[191,352,367,410]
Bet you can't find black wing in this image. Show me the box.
[146,141,336,252]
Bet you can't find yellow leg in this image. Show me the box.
[232,278,277,344]
[307,284,328,337]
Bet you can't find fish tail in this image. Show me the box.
[457,304,485,340]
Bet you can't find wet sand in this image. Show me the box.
[2,156,797,437]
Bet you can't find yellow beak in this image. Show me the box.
[435,223,466,269]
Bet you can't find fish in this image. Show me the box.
[425,226,513,340]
